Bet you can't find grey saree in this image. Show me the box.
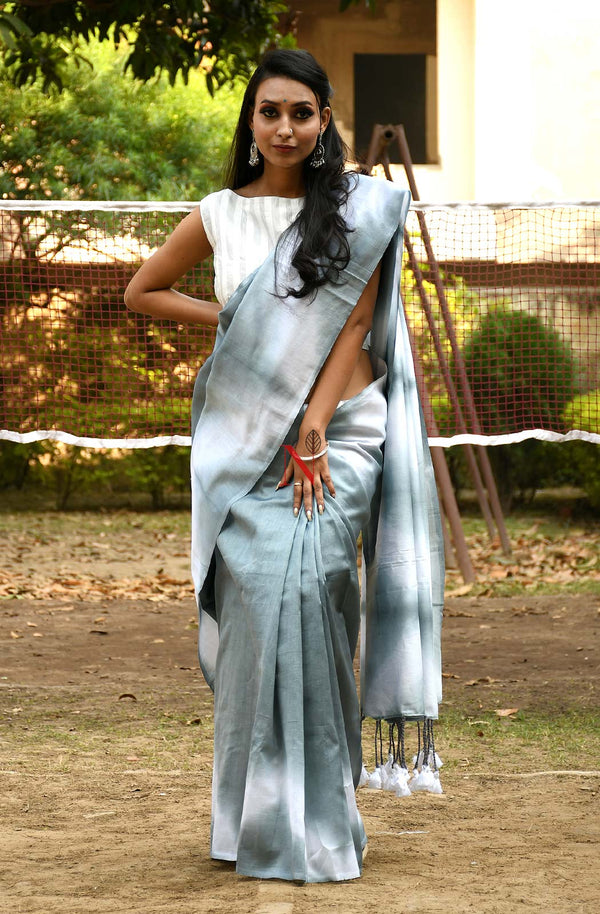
[190,174,444,882]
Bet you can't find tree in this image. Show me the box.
[0,1,377,93]
[0,1,288,93]
[0,40,243,201]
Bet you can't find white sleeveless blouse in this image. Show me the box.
[200,189,304,306]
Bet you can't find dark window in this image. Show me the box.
[354,53,428,164]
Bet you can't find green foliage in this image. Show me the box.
[46,444,113,510]
[0,439,45,489]
[440,439,575,508]
[0,1,288,94]
[0,440,104,509]
[122,447,191,510]
[0,8,31,48]
[563,389,600,435]
[560,391,600,506]
[557,440,600,509]
[449,309,582,509]
[485,439,571,510]
[0,40,244,200]
[1,206,215,440]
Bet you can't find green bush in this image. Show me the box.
[0,440,111,509]
[559,391,600,507]
[457,308,579,435]
[120,446,190,510]
[0,440,46,490]
[453,308,580,509]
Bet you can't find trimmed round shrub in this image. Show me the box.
[452,309,580,509]
[455,308,578,435]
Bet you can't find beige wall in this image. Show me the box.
[432,0,600,201]
[413,0,475,200]
[473,0,600,201]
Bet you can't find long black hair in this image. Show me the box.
[223,48,355,300]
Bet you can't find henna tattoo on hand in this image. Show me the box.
[305,429,322,456]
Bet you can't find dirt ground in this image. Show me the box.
[1,513,599,913]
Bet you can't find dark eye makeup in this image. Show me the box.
[258,102,316,119]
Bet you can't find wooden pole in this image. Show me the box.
[394,125,511,556]
[406,318,476,583]
[403,232,497,541]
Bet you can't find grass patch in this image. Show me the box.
[438,707,600,770]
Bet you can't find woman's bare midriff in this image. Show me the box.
[306,349,373,404]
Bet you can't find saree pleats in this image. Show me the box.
[209,378,386,882]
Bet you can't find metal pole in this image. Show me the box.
[364,124,397,177]
[440,505,458,569]
[365,125,477,579]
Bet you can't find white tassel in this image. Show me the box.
[408,760,444,795]
[364,721,444,798]
[381,754,395,790]
[413,750,444,770]
[367,766,383,789]
[411,764,436,792]
[429,769,443,794]
[390,764,412,798]
[358,765,370,788]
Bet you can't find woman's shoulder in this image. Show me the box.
[200,187,233,210]
[199,189,239,244]
[201,182,258,205]
[200,187,303,224]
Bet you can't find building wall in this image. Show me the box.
[425,0,475,200]
[473,0,600,201]
[297,0,474,200]
[296,0,600,202]
[295,0,436,163]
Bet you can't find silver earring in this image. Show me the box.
[310,132,325,169]
[249,132,260,167]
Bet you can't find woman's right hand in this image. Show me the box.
[277,446,336,520]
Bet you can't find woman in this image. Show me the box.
[125,49,443,883]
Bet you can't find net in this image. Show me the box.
[1,199,599,447]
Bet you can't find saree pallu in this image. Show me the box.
[191,174,444,882]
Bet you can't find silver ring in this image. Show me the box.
[294,482,303,487]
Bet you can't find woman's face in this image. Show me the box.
[249,76,331,171]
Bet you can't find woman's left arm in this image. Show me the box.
[278,262,381,518]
